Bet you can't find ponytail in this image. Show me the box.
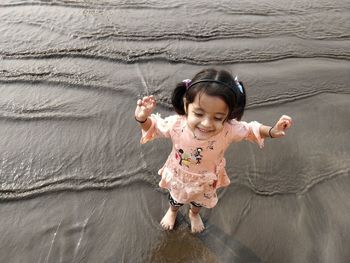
[171,82,187,115]
[231,81,246,121]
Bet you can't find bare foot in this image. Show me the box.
[189,209,205,233]
[160,207,178,230]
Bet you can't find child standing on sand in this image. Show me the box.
[135,68,292,233]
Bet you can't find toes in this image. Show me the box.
[189,211,205,233]
[160,208,177,231]
[160,220,168,230]
[160,222,173,231]
[160,222,167,230]
[191,225,205,233]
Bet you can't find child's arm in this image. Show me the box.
[259,115,292,138]
[134,95,156,132]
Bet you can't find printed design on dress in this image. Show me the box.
[207,140,215,150]
[175,147,204,167]
[209,180,218,189]
[175,149,191,167]
[204,191,217,199]
[193,147,203,164]
[203,193,212,199]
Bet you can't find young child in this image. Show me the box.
[134,68,292,233]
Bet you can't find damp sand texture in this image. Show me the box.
[0,1,349,263]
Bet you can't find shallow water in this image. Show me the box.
[0,1,349,262]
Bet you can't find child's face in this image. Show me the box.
[186,92,229,140]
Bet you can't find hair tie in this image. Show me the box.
[234,76,244,94]
[182,79,191,89]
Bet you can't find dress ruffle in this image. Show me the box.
[245,121,265,148]
[158,166,219,208]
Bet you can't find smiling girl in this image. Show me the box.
[134,68,292,233]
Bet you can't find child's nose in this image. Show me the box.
[201,117,212,127]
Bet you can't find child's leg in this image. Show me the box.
[160,194,182,230]
[189,204,205,233]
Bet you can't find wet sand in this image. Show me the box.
[0,1,349,262]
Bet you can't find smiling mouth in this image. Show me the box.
[197,128,214,133]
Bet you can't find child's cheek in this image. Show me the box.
[186,115,198,129]
[215,122,224,132]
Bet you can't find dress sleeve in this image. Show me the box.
[140,114,179,144]
[227,120,265,148]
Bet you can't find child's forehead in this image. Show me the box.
[191,93,228,114]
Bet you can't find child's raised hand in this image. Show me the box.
[135,95,156,122]
[270,115,292,138]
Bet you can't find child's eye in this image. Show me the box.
[214,117,223,121]
[194,112,203,117]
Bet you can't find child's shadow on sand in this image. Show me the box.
[149,211,263,263]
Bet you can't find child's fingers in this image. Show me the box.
[143,95,155,104]
[282,119,292,129]
[144,96,156,108]
[278,120,289,129]
[278,115,292,130]
[280,115,292,124]
[151,98,156,107]
[138,97,149,107]
[136,96,156,117]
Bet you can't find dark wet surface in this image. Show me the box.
[0,1,349,262]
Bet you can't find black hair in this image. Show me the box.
[171,68,246,121]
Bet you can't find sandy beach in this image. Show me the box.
[0,1,349,262]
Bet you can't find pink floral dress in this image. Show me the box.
[141,114,264,208]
